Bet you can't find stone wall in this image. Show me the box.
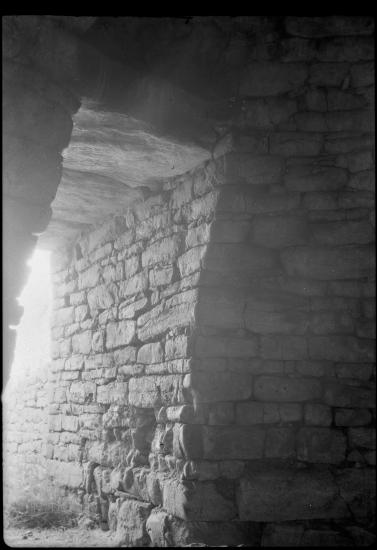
[6,15,376,547]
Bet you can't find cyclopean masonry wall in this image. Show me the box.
[6,15,376,547]
[48,149,375,545]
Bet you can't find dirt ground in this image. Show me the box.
[3,526,118,548]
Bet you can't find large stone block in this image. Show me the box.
[71,331,92,354]
[106,320,136,349]
[116,499,153,547]
[190,371,252,403]
[265,426,296,458]
[137,342,164,364]
[203,425,265,460]
[309,336,375,362]
[240,63,308,96]
[204,243,277,274]
[281,245,374,280]
[236,402,302,425]
[52,307,75,327]
[297,427,347,463]
[335,408,372,427]
[311,220,374,246]
[254,376,322,402]
[246,309,307,335]
[284,165,347,192]
[177,245,207,277]
[87,283,117,311]
[162,478,237,521]
[118,271,148,298]
[224,154,284,185]
[324,381,375,409]
[195,334,258,358]
[252,215,309,248]
[237,463,349,521]
[137,301,196,342]
[141,234,184,268]
[260,335,308,360]
[129,375,186,408]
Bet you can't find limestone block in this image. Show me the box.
[137,342,164,365]
[62,415,79,432]
[265,426,296,458]
[236,401,302,424]
[96,382,128,405]
[260,336,308,360]
[325,381,375,409]
[72,331,92,354]
[68,381,96,404]
[271,131,324,158]
[297,427,347,463]
[237,463,348,521]
[119,270,148,298]
[304,403,332,426]
[208,402,235,425]
[254,376,322,402]
[178,245,206,277]
[47,459,83,489]
[106,320,136,349]
[102,262,124,283]
[351,61,374,87]
[149,265,174,287]
[74,305,89,322]
[182,191,218,224]
[348,427,376,450]
[309,336,375,362]
[326,110,371,133]
[88,283,117,310]
[48,414,62,431]
[285,165,347,192]
[129,375,186,408]
[177,424,203,459]
[202,425,265,460]
[119,297,149,320]
[246,309,308,335]
[204,243,277,274]
[141,234,184,268]
[336,467,376,521]
[317,36,374,63]
[195,334,258,358]
[190,371,252,403]
[281,245,374,280]
[165,334,189,360]
[162,478,236,521]
[196,289,244,329]
[224,154,284,185]
[186,223,211,248]
[78,264,101,290]
[116,498,153,547]
[137,302,195,342]
[240,62,308,96]
[335,408,372,427]
[64,355,84,370]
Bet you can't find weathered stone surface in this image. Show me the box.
[178,245,207,277]
[304,403,332,426]
[240,63,308,96]
[204,243,277,274]
[137,342,164,364]
[254,376,322,402]
[129,375,186,407]
[195,335,258,358]
[118,271,148,298]
[162,479,237,521]
[348,428,376,450]
[260,336,308,360]
[224,154,284,185]
[281,245,374,280]
[324,381,375,409]
[335,408,372,427]
[237,463,348,521]
[252,215,308,248]
[285,16,374,37]
[284,165,347,192]
[141,234,184,268]
[106,321,136,349]
[116,499,153,547]
[190,371,252,403]
[297,427,347,463]
[203,425,265,460]
[309,336,375,362]
[71,331,92,354]
[236,402,302,425]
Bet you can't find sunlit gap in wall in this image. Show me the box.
[7,249,52,393]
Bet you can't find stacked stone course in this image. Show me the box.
[6,15,376,547]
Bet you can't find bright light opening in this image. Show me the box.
[6,249,52,391]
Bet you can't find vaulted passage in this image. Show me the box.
[3,16,376,547]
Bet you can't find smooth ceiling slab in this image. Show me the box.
[39,101,210,249]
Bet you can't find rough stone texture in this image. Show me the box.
[4,15,375,546]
